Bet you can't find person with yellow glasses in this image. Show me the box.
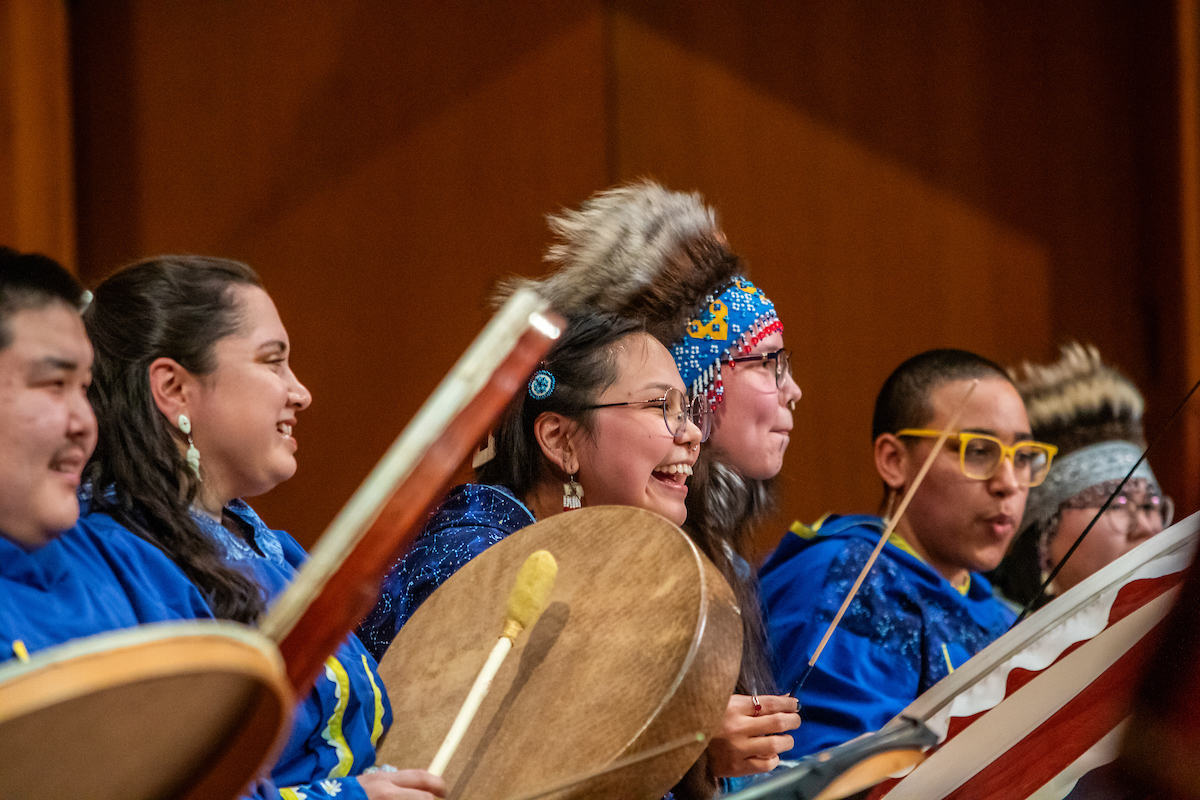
[759,349,1057,757]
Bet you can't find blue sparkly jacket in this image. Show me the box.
[358,484,535,661]
[82,502,389,800]
[759,514,1015,758]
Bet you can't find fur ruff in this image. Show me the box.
[494,180,743,345]
[1010,342,1145,455]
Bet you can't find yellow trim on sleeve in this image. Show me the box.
[279,789,302,800]
[362,655,386,748]
[942,643,955,674]
[320,656,355,778]
[12,640,30,663]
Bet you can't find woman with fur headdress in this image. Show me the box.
[501,180,804,796]
[992,343,1173,609]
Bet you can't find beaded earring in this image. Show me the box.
[177,414,201,478]
[563,476,584,512]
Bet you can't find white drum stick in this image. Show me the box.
[427,549,558,777]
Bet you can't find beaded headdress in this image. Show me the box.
[669,276,781,406]
[496,180,781,407]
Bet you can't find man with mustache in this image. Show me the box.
[761,349,1056,757]
[0,248,210,663]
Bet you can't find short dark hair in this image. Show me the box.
[475,312,647,498]
[0,247,86,349]
[872,348,1011,440]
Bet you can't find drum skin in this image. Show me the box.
[0,622,291,800]
[375,505,743,799]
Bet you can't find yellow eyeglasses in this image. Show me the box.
[896,429,1059,488]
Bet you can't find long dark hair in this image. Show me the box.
[476,312,645,496]
[83,256,267,623]
[685,444,778,696]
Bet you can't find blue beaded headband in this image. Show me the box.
[668,275,781,407]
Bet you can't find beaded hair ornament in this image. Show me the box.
[528,369,555,400]
[670,276,781,409]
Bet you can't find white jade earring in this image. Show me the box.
[177,414,201,478]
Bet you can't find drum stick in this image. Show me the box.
[792,379,979,696]
[428,550,558,777]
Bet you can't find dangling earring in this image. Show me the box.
[178,414,201,478]
[563,475,584,512]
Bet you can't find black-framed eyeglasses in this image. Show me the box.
[727,348,792,389]
[588,386,711,442]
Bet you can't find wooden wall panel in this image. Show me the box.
[72,1,609,546]
[606,1,1192,554]
[1,0,75,267]
[68,0,1195,554]
[1177,0,1200,512]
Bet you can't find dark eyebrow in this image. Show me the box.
[29,356,79,375]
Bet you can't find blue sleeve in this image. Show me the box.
[242,776,368,800]
[761,536,919,757]
[76,514,214,622]
[359,520,509,661]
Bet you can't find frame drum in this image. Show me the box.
[0,621,292,800]
[376,505,743,799]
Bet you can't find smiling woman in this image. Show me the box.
[358,312,705,656]
[494,182,803,795]
[80,256,444,800]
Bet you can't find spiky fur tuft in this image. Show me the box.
[494,180,743,345]
[1010,342,1145,455]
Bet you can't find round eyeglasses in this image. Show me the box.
[588,387,712,442]
[727,348,792,389]
[1066,490,1175,537]
[896,429,1059,488]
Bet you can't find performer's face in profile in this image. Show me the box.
[185,285,311,506]
[573,333,701,526]
[708,330,802,481]
[888,377,1031,584]
[1050,480,1167,593]
[0,303,97,548]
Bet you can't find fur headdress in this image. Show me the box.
[1013,342,1159,541]
[1011,342,1146,454]
[496,180,780,406]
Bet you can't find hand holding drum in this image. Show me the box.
[708,694,802,778]
[427,550,558,777]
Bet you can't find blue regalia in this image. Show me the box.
[759,514,1015,758]
[0,513,213,661]
[183,501,390,800]
[73,500,388,800]
[358,484,535,661]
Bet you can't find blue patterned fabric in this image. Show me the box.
[0,510,213,661]
[182,501,386,800]
[358,484,535,661]
[759,514,1015,757]
[668,276,780,404]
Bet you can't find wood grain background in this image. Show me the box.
[4,0,1197,558]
